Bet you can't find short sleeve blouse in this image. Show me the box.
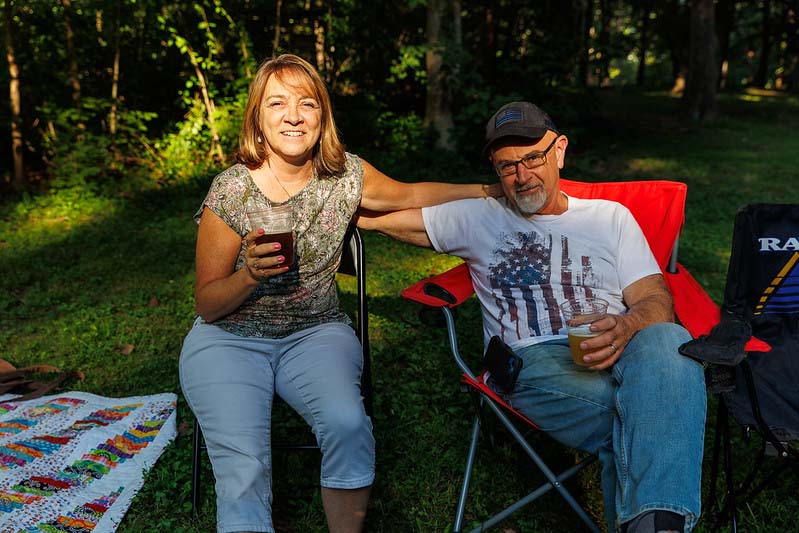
[195,153,364,338]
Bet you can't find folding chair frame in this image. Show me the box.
[436,298,600,533]
[189,226,372,516]
[705,357,799,533]
[401,179,724,532]
[699,204,799,532]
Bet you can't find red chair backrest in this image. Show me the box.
[559,179,687,272]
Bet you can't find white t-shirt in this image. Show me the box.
[422,194,661,350]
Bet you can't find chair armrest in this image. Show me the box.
[665,264,771,352]
[401,262,474,308]
[664,264,721,339]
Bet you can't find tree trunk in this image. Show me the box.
[60,0,82,108]
[716,0,735,90]
[784,1,799,92]
[4,0,25,188]
[597,0,611,86]
[450,0,462,84]
[186,45,225,163]
[685,0,718,122]
[578,0,594,87]
[424,0,454,151]
[482,5,496,80]
[273,0,282,56]
[452,0,462,45]
[314,18,326,77]
[240,34,252,79]
[109,0,121,136]
[754,0,772,87]
[663,0,689,94]
[636,3,651,87]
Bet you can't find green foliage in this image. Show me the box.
[36,98,158,195]
[372,110,426,166]
[151,92,245,184]
[387,44,427,84]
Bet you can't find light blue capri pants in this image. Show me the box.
[179,319,375,533]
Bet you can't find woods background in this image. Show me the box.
[2,0,798,195]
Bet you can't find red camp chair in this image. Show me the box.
[401,179,748,532]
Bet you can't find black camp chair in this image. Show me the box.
[687,204,799,532]
[190,225,372,516]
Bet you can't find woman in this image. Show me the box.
[179,54,497,533]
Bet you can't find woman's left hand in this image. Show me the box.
[484,182,505,198]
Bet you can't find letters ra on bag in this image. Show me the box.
[759,237,799,251]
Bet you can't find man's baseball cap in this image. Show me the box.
[483,101,559,157]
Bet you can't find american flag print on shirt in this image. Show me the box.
[487,230,602,341]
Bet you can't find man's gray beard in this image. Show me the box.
[514,189,546,216]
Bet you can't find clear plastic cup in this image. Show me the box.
[560,296,609,366]
[247,204,295,268]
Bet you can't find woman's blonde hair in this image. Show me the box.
[235,54,345,178]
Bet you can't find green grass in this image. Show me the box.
[2,90,798,532]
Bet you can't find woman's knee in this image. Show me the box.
[317,403,373,447]
[317,405,375,486]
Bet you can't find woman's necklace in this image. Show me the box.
[271,170,292,199]
[267,164,304,201]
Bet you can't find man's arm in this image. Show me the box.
[580,273,674,370]
[355,207,433,248]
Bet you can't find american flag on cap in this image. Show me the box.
[495,106,524,128]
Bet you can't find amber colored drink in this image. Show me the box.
[567,325,600,366]
[255,231,294,268]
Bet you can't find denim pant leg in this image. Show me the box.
[275,322,375,489]
[610,322,706,531]
[509,323,706,532]
[509,339,618,530]
[179,320,278,533]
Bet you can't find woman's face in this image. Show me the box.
[260,72,322,165]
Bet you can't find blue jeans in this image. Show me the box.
[180,319,375,533]
[506,323,705,532]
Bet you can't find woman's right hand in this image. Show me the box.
[244,229,290,281]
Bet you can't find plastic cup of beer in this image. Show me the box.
[560,296,609,366]
[246,204,295,269]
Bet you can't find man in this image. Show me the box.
[360,102,707,533]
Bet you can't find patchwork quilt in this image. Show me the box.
[0,391,177,533]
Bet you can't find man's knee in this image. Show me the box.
[618,322,705,391]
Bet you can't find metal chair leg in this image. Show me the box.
[721,403,738,533]
[706,398,723,520]
[191,419,203,517]
[454,412,482,533]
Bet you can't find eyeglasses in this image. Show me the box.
[493,137,559,177]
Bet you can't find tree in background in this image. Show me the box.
[781,1,799,92]
[3,0,24,189]
[1,0,794,193]
[424,0,454,151]
[685,0,718,122]
[753,0,772,88]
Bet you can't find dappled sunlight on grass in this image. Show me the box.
[623,157,677,175]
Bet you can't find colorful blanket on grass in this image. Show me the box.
[0,391,177,533]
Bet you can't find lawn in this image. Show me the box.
[1,90,798,532]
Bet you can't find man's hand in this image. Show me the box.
[579,273,674,371]
[577,313,638,370]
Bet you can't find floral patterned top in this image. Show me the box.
[194,153,364,338]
